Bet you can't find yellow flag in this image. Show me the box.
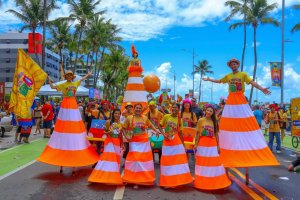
[9,49,47,119]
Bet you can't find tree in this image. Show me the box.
[225,0,250,72]
[193,60,213,102]
[6,0,56,65]
[291,5,300,32]
[63,0,104,72]
[246,0,279,104]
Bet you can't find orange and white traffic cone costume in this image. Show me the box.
[122,45,148,110]
[219,92,279,167]
[194,136,231,190]
[160,134,193,187]
[37,97,99,166]
[88,122,123,185]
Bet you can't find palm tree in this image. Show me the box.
[193,60,213,102]
[291,5,300,32]
[225,0,250,72]
[63,0,104,71]
[246,0,279,104]
[48,20,72,64]
[6,0,56,65]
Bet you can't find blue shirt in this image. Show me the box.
[253,110,263,125]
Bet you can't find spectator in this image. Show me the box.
[288,156,300,172]
[266,104,281,153]
[41,100,54,138]
[253,105,263,128]
[191,98,203,120]
[33,101,42,135]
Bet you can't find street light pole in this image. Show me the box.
[281,0,285,107]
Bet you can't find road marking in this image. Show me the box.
[0,160,36,181]
[229,172,263,200]
[113,171,125,200]
[0,138,44,154]
[231,168,279,200]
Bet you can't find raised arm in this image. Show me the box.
[250,81,271,95]
[80,71,92,82]
[202,77,221,83]
[48,77,57,90]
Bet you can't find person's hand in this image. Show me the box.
[262,87,271,95]
[48,76,53,84]
[202,77,210,81]
[87,71,93,76]
[217,146,220,154]
[193,146,197,153]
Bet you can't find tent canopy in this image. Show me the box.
[37,76,89,96]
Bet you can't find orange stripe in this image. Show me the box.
[226,92,247,105]
[101,152,120,162]
[37,145,99,167]
[160,173,193,187]
[122,170,155,185]
[162,134,182,146]
[128,72,142,77]
[126,84,145,90]
[88,170,123,185]
[196,156,221,166]
[55,119,86,133]
[130,133,149,142]
[60,97,78,109]
[231,168,279,200]
[198,136,217,147]
[126,151,153,162]
[161,154,189,166]
[220,147,279,167]
[229,173,263,200]
[194,174,231,190]
[219,116,259,132]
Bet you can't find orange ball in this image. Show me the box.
[143,74,161,93]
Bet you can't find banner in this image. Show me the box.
[89,88,101,99]
[9,49,47,120]
[89,88,95,98]
[270,62,282,86]
[0,82,4,105]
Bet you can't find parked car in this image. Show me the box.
[0,112,13,137]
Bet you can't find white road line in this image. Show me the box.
[113,171,125,200]
[0,138,44,154]
[0,160,36,181]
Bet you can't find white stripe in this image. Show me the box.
[57,108,82,121]
[162,144,186,156]
[0,160,36,181]
[219,129,268,150]
[124,91,147,102]
[196,146,219,157]
[48,131,90,150]
[125,160,154,172]
[129,142,151,153]
[161,163,190,176]
[94,161,120,172]
[127,77,143,84]
[195,166,226,177]
[104,142,121,155]
[222,104,254,118]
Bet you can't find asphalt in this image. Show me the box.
[0,126,300,200]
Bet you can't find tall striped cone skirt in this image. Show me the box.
[122,71,148,110]
[194,137,231,190]
[88,137,123,185]
[160,134,193,187]
[37,97,99,167]
[219,92,279,167]
[122,133,155,185]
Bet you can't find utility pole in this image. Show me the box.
[192,48,195,95]
[281,0,285,106]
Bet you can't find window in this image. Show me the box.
[6,77,10,82]
[6,49,10,53]
[6,69,10,73]
[6,58,10,63]
[6,39,10,44]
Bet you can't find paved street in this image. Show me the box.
[0,126,299,200]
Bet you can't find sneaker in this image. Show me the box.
[276,150,281,153]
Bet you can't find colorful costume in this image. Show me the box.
[122,45,148,110]
[88,121,123,185]
[194,118,231,190]
[219,72,278,167]
[37,80,99,167]
[159,114,193,187]
[122,115,155,185]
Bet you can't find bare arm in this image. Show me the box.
[202,77,221,83]
[48,77,57,89]
[80,71,92,82]
[250,81,271,95]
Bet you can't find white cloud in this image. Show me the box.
[251,41,261,47]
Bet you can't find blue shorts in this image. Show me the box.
[43,120,53,129]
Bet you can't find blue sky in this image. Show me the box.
[1,0,300,103]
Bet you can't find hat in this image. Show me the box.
[269,104,277,109]
[182,99,192,106]
[148,101,156,106]
[101,100,110,106]
[227,58,240,67]
[125,102,133,108]
[64,70,76,79]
